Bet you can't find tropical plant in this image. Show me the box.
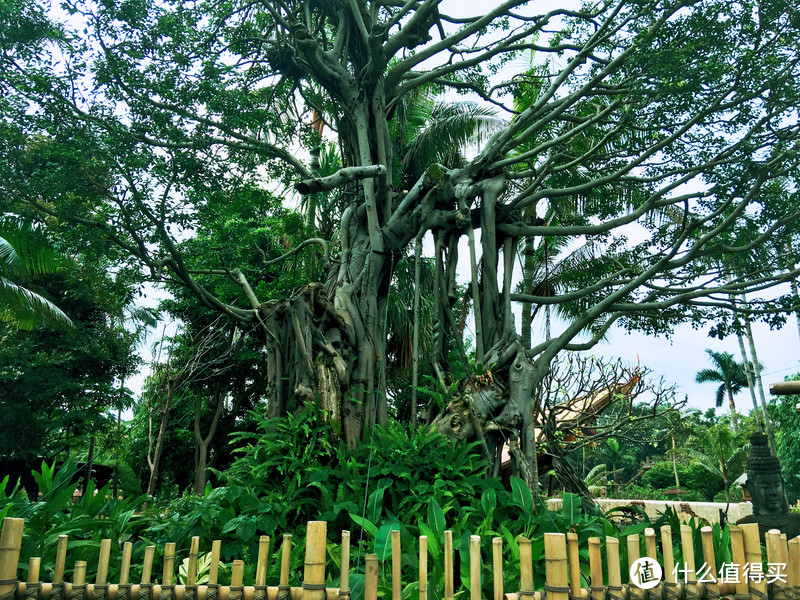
[0,217,71,329]
[695,350,752,433]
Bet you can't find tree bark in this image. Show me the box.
[743,315,777,454]
[193,388,225,494]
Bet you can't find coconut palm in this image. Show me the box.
[0,217,71,329]
[683,421,749,501]
[695,350,751,433]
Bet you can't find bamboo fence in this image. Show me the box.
[1,518,799,600]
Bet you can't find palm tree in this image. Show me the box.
[0,218,71,329]
[683,421,749,501]
[695,350,750,433]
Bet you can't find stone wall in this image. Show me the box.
[546,498,754,524]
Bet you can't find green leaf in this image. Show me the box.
[350,513,378,539]
[427,498,446,537]
[374,519,401,561]
[480,488,496,513]
[562,493,581,525]
[510,476,532,513]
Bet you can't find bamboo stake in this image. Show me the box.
[164,543,176,585]
[120,542,132,586]
[280,536,292,588]
[97,539,111,581]
[28,558,40,584]
[74,561,87,600]
[470,536,481,600]
[741,524,765,600]
[606,537,622,600]
[188,537,200,588]
[729,526,749,600]
[142,547,155,585]
[340,531,350,600]
[545,534,569,600]
[54,535,68,585]
[644,529,657,561]
[254,536,270,600]
[519,536,533,600]
[302,522,326,600]
[660,527,675,585]
[699,527,717,598]
[392,530,401,600]
[419,537,428,600]
[231,560,245,600]
[588,537,602,600]
[679,525,697,598]
[765,530,786,600]
[0,518,24,600]
[566,533,580,600]
[365,555,378,600]
[492,538,502,600]
[627,535,641,600]
[209,541,221,587]
[445,531,454,600]
[788,536,800,598]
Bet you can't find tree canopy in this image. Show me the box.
[2,0,799,484]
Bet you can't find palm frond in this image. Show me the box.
[0,276,72,329]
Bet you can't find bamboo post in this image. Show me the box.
[73,561,87,600]
[392,530,401,600]
[279,535,291,600]
[627,535,641,600]
[54,535,68,587]
[444,531,454,600]
[519,536,534,600]
[606,537,622,600]
[118,541,132,600]
[94,538,111,600]
[231,560,245,600]
[644,529,657,561]
[209,540,221,600]
[209,540,221,583]
[120,542,132,585]
[660,527,675,584]
[164,542,176,584]
[699,527,717,598]
[162,542,176,600]
[492,537,502,600]
[588,537,603,600]
[470,536,481,600]
[188,537,200,588]
[788,536,800,599]
[545,534,569,600]
[728,526,748,600]
[741,524,765,600]
[253,535,269,600]
[679,525,697,598]
[140,545,155,600]
[420,537,428,600]
[0,518,24,600]
[765,530,786,600]
[302,522,326,600]
[340,531,350,600]
[28,557,40,584]
[567,533,581,600]
[27,556,41,600]
[365,555,378,600]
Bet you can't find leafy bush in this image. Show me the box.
[0,459,151,582]
[640,461,722,500]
